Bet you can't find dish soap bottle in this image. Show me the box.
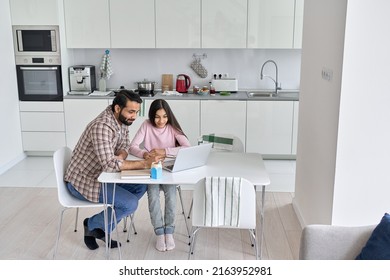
[99,73,106,92]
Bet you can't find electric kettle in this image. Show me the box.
[176,74,191,93]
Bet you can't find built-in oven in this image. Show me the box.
[16,65,63,101]
[13,25,63,101]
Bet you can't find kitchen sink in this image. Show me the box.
[246,90,299,99]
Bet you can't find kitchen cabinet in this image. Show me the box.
[202,0,247,48]
[64,0,110,48]
[293,0,304,49]
[247,0,295,48]
[110,0,155,48]
[9,0,59,25]
[164,100,200,145]
[200,100,246,149]
[64,99,110,149]
[292,101,299,154]
[246,101,294,155]
[155,0,201,48]
[19,101,66,152]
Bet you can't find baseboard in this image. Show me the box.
[292,197,306,229]
[0,152,27,175]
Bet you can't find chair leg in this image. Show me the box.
[53,208,66,259]
[74,207,79,232]
[126,213,137,242]
[187,199,193,219]
[177,186,191,238]
[123,216,128,232]
[188,227,201,259]
[249,229,259,260]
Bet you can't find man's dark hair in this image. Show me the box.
[111,90,142,112]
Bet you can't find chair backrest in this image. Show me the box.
[53,146,75,207]
[199,134,244,152]
[191,177,256,229]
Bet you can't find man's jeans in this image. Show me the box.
[66,182,147,233]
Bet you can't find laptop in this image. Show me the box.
[163,143,213,173]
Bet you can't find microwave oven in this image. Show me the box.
[12,25,61,65]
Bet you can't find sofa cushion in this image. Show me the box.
[355,213,390,260]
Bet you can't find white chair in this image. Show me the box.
[177,134,245,226]
[52,146,120,259]
[188,177,258,259]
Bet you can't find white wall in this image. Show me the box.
[332,0,390,225]
[294,0,390,227]
[0,0,24,174]
[69,48,302,91]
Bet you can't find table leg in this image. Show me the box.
[259,185,265,259]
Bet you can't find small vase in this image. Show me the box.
[99,78,106,91]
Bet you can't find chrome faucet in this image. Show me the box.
[260,60,281,95]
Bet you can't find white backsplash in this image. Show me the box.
[68,48,301,91]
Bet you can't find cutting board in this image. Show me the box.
[162,74,173,91]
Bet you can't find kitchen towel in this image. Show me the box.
[204,176,242,227]
[100,50,113,79]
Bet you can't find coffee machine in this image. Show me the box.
[68,65,96,94]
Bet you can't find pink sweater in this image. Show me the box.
[129,120,191,158]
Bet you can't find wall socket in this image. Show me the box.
[321,67,333,81]
[212,73,229,79]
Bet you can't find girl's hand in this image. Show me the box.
[150,148,166,157]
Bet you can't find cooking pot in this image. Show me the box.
[135,80,157,91]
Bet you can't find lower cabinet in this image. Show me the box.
[19,101,66,152]
[246,101,294,156]
[200,100,247,150]
[62,98,298,158]
[64,99,110,149]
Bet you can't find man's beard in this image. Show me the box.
[118,110,133,126]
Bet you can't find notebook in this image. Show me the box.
[120,169,150,179]
[162,143,213,173]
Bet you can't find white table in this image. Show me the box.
[98,152,270,258]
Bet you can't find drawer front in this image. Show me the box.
[20,112,65,131]
[19,101,64,112]
[22,132,66,151]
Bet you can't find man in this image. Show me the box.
[64,90,162,250]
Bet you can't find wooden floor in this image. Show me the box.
[0,186,302,260]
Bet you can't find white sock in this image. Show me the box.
[165,234,175,251]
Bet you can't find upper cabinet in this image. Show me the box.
[202,0,247,48]
[62,0,303,49]
[64,0,110,48]
[111,0,155,48]
[293,0,304,48]
[155,0,201,48]
[10,0,59,25]
[247,0,295,49]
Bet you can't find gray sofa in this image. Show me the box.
[299,224,376,260]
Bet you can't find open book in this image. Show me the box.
[120,169,150,179]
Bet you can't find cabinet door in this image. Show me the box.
[200,100,246,150]
[202,0,247,48]
[292,101,299,154]
[164,100,200,145]
[110,0,155,48]
[10,0,59,25]
[64,99,109,149]
[246,101,293,155]
[293,0,304,49]
[64,0,110,48]
[155,0,201,48]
